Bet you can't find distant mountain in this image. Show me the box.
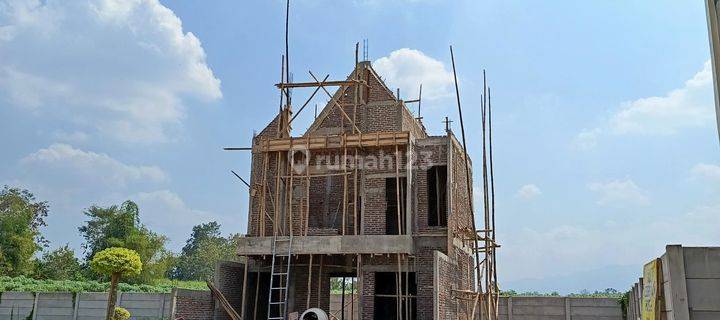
[501,264,639,295]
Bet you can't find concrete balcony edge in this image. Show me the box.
[236,235,414,255]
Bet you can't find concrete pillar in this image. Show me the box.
[666,245,690,320]
[73,292,80,320]
[169,288,178,320]
[32,292,39,320]
[564,297,571,320]
[507,296,513,320]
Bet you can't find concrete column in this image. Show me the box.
[73,292,80,320]
[32,292,39,320]
[564,297,571,320]
[158,294,165,318]
[169,288,178,320]
[507,296,513,320]
[666,245,690,320]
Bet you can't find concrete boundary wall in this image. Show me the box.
[0,292,172,320]
[497,296,622,320]
[627,245,720,320]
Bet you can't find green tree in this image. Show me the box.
[90,247,141,320]
[79,200,168,283]
[172,222,239,280]
[181,221,222,257]
[37,244,82,280]
[0,186,49,276]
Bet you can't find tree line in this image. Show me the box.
[0,185,239,284]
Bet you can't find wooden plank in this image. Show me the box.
[275,80,365,89]
[254,132,410,152]
[206,281,241,320]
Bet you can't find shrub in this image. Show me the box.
[113,307,130,320]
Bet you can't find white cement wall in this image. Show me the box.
[497,296,623,320]
[0,292,172,320]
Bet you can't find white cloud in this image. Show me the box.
[516,184,541,200]
[502,202,720,284]
[610,61,714,135]
[587,178,650,206]
[373,48,453,100]
[7,144,222,252]
[132,190,225,251]
[20,143,166,188]
[574,61,714,148]
[0,0,222,143]
[573,128,601,150]
[691,163,720,181]
[51,130,89,143]
[7,143,170,250]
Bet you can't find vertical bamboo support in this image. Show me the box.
[289,153,294,236]
[395,144,402,235]
[342,142,348,235]
[353,148,358,235]
[395,145,403,320]
[274,151,282,236]
[357,254,363,320]
[306,139,311,236]
[253,271,260,319]
[405,255,410,320]
[240,256,248,319]
[260,152,269,237]
[396,254,402,320]
[318,256,324,308]
[307,254,313,310]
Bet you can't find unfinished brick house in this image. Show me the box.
[230,60,485,320]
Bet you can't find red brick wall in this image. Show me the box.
[214,261,245,320]
[175,289,213,320]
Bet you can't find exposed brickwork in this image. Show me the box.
[214,261,245,320]
[238,63,477,320]
[175,289,214,320]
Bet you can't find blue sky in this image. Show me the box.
[1,0,718,293]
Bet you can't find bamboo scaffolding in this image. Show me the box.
[307,254,313,310]
[309,71,362,134]
[253,271,260,319]
[395,144,403,320]
[318,255,324,308]
[342,144,348,235]
[450,45,486,320]
[275,79,365,89]
[260,153,269,237]
[240,256,249,319]
[254,131,409,152]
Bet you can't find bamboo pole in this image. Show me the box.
[481,71,491,319]
[357,254,363,320]
[307,254,313,310]
[309,71,362,134]
[318,256,324,308]
[289,160,294,236]
[353,148,358,235]
[353,42,359,134]
[260,152,269,237]
[274,151,282,236]
[395,144,403,320]
[488,87,499,320]
[253,272,260,319]
[342,143,348,235]
[449,45,485,320]
[240,256,249,319]
[305,139,310,236]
